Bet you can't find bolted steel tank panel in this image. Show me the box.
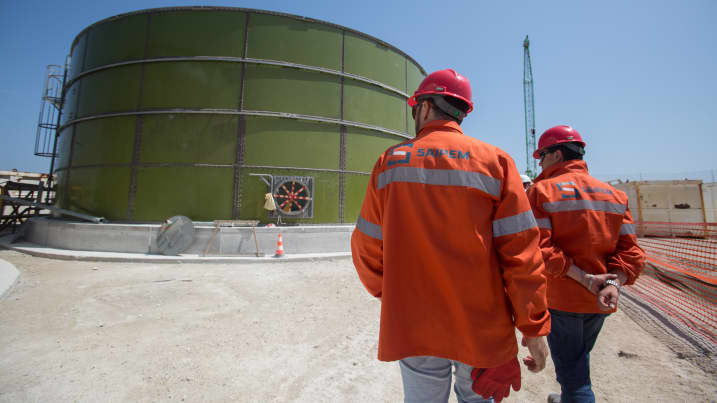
[55,7,426,223]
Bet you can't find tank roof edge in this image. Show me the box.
[69,6,426,76]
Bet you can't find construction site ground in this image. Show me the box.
[1,249,715,402]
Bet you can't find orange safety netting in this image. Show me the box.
[624,221,717,355]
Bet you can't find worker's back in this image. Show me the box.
[353,119,547,368]
[529,159,641,313]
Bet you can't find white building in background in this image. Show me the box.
[702,183,717,223]
[612,179,716,236]
[0,169,51,186]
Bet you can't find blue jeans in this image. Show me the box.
[399,356,494,403]
[547,309,608,403]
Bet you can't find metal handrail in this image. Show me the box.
[0,195,105,224]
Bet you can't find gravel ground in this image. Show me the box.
[1,249,715,402]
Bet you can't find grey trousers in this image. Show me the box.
[399,356,494,403]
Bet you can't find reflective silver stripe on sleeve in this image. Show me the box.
[542,199,626,215]
[377,166,501,198]
[492,211,537,237]
[535,217,552,230]
[620,223,636,235]
[356,215,382,241]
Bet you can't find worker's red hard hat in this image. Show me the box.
[533,125,586,159]
[407,69,474,114]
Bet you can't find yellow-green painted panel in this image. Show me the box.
[72,117,136,166]
[61,82,80,125]
[54,169,70,208]
[69,33,87,80]
[148,10,246,58]
[247,13,341,70]
[407,60,425,94]
[345,127,402,173]
[344,173,371,223]
[406,61,425,132]
[133,166,234,221]
[343,79,406,133]
[142,62,242,110]
[55,127,74,170]
[84,14,148,70]
[344,32,405,91]
[77,65,142,117]
[244,65,340,118]
[66,167,131,218]
[406,103,414,136]
[141,115,238,164]
[244,117,339,169]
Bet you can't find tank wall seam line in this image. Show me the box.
[234,116,248,218]
[339,125,347,223]
[54,163,371,176]
[232,116,242,219]
[127,13,152,220]
[128,117,143,220]
[233,12,250,220]
[241,165,370,175]
[64,57,410,99]
[59,110,413,140]
[339,29,345,120]
[338,29,346,223]
[242,12,250,66]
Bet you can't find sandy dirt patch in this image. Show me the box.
[0,250,715,402]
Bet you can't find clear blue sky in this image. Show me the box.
[1,0,715,182]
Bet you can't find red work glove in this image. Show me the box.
[471,357,521,403]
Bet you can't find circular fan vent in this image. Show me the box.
[273,179,313,216]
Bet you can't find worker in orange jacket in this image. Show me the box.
[351,69,551,403]
[527,125,645,403]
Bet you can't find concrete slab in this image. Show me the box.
[22,218,354,257]
[0,258,19,298]
[0,234,350,263]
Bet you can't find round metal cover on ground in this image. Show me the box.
[156,215,195,255]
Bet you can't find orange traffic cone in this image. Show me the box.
[273,233,285,258]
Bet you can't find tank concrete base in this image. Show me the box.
[15,217,354,262]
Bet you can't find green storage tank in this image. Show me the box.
[55,6,425,223]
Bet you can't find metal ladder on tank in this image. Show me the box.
[35,57,69,194]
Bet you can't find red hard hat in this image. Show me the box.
[407,69,474,114]
[533,125,586,159]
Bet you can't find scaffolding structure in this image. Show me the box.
[0,181,53,233]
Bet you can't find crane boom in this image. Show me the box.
[523,35,537,179]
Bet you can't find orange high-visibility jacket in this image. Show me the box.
[351,120,551,369]
[527,160,645,314]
